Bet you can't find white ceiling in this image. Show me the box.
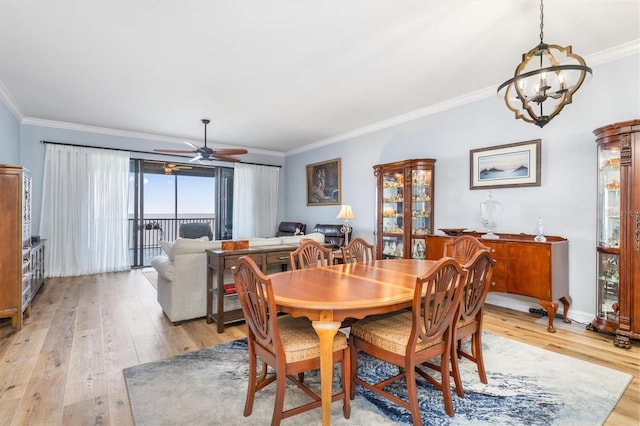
[1,1,638,155]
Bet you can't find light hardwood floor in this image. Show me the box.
[0,269,638,425]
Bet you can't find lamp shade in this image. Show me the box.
[337,204,355,220]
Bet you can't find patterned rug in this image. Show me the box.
[123,333,631,425]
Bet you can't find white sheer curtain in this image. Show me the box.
[39,144,130,277]
[232,163,279,238]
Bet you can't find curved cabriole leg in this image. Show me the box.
[538,300,559,333]
[539,296,572,333]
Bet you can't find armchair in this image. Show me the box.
[312,223,351,249]
[179,222,213,240]
[275,221,306,237]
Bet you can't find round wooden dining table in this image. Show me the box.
[269,258,437,426]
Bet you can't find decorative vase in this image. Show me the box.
[535,217,547,242]
[480,192,502,239]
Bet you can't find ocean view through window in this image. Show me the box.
[128,160,232,267]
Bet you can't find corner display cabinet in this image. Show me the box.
[373,159,435,259]
[0,165,32,332]
[587,120,640,349]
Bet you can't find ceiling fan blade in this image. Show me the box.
[212,148,248,156]
[212,154,242,162]
[154,149,195,154]
[189,154,203,163]
[184,140,199,149]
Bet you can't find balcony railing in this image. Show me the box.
[128,217,215,249]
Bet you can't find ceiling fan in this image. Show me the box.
[154,119,248,163]
[163,163,192,174]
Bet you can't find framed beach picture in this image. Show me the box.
[470,139,541,189]
[306,158,341,206]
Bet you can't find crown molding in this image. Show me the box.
[20,117,283,158]
[286,40,640,156]
[585,39,640,66]
[0,80,24,121]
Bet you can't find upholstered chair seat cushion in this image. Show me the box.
[265,316,348,363]
[349,311,443,356]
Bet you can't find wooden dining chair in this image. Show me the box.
[341,237,376,263]
[349,257,467,424]
[450,249,496,397]
[232,256,351,425]
[443,235,489,264]
[289,239,334,270]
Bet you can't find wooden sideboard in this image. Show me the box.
[206,244,302,333]
[426,232,570,332]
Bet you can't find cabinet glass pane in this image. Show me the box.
[411,169,432,236]
[381,235,404,259]
[411,237,427,259]
[596,251,619,322]
[597,143,620,248]
[382,171,404,237]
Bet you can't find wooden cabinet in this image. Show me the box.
[427,232,570,332]
[0,165,31,331]
[587,120,640,348]
[373,159,435,259]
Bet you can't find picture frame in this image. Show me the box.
[306,158,341,206]
[470,139,541,190]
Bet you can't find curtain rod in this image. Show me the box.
[40,140,282,168]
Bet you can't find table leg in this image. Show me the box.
[312,319,341,426]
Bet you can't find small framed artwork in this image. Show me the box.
[470,139,541,190]
[306,158,341,206]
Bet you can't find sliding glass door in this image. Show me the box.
[128,159,233,267]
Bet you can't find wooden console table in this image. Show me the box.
[427,232,570,332]
[206,244,302,333]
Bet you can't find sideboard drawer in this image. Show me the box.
[489,260,507,292]
[224,254,263,269]
[483,241,506,259]
[267,251,292,265]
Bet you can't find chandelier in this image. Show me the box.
[497,0,592,127]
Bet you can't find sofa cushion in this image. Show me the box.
[248,237,282,248]
[279,232,325,245]
[167,237,222,260]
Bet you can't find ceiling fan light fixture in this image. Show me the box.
[497,0,592,127]
[153,118,248,162]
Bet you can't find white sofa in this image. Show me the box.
[150,233,326,324]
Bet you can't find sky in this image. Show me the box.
[128,173,215,216]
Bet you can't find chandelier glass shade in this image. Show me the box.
[497,1,592,128]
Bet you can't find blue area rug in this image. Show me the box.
[124,333,631,425]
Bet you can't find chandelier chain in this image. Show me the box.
[539,0,544,44]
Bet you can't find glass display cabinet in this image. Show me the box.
[587,120,640,349]
[374,159,435,259]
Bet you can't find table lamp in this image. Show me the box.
[337,204,355,246]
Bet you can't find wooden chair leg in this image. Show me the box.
[405,365,422,426]
[245,352,257,416]
[440,351,455,417]
[342,347,351,419]
[473,332,488,384]
[450,342,464,397]
[271,374,286,426]
[349,342,358,400]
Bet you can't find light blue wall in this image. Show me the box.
[0,101,21,165]
[18,124,286,240]
[284,54,640,320]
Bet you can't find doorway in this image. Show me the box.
[128,159,234,267]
